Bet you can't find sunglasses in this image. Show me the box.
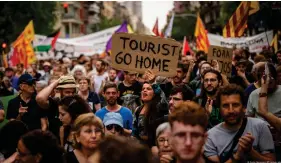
[106,124,122,132]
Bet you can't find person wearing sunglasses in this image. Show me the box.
[103,112,124,136]
[6,73,47,131]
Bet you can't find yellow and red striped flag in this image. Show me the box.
[223,1,259,38]
[194,13,210,53]
[271,34,278,53]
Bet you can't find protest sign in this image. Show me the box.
[208,31,273,53]
[111,33,182,77]
[208,45,233,78]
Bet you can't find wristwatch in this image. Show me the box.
[259,92,268,97]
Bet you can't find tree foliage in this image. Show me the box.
[218,1,240,26]
[91,15,122,33]
[0,2,58,45]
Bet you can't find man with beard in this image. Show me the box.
[247,63,281,118]
[96,82,133,136]
[36,75,77,138]
[204,84,275,162]
[92,59,108,94]
[194,69,223,129]
[160,63,189,98]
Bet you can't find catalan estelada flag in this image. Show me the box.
[223,1,259,38]
[194,13,209,53]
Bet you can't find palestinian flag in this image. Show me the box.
[34,28,60,52]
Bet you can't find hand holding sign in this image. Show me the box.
[143,69,156,83]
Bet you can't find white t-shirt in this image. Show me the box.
[93,72,108,93]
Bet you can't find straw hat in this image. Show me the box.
[56,75,77,89]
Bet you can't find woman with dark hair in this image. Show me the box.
[132,82,169,148]
[58,95,92,153]
[14,130,64,163]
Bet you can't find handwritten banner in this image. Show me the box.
[111,33,182,77]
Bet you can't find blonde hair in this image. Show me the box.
[72,113,104,149]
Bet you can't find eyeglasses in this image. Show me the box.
[157,138,169,145]
[84,128,103,135]
[106,124,123,133]
[173,132,205,143]
[16,148,31,157]
[203,78,217,83]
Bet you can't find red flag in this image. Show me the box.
[182,36,191,56]
[51,30,60,50]
[160,31,164,37]
[153,18,160,36]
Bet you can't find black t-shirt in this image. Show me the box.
[117,81,142,106]
[64,151,79,163]
[87,91,100,113]
[6,94,46,131]
[46,97,62,139]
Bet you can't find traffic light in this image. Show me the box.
[63,3,68,13]
[2,43,7,49]
[1,42,8,54]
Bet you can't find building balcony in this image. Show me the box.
[89,3,100,13]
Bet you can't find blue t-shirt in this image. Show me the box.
[95,106,133,130]
[244,83,257,105]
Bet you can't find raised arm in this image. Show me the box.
[258,75,281,133]
[36,79,59,109]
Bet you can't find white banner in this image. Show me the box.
[33,25,121,60]
[208,31,273,53]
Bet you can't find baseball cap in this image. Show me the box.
[56,75,77,89]
[17,73,36,86]
[103,112,123,128]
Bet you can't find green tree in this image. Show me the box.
[91,15,122,33]
[0,2,58,45]
[219,1,241,26]
[163,11,197,41]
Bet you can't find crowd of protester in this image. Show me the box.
[0,46,280,163]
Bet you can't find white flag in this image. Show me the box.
[164,12,175,38]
